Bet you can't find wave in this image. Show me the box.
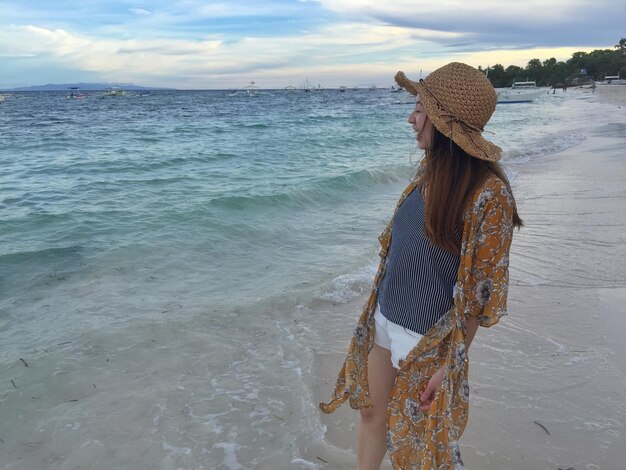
[19,151,239,177]
[0,245,84,270]
[240,123,271,129]
[504,131,586,165]
[209,165,411,211]
[317,260,379,304]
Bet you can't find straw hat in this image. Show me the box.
[395,62,501,162]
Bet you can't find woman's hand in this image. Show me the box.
[419,366,445,411]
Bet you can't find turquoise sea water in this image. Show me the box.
[0,88,611,468]
[0,90,589,346]
[1,90,420,352]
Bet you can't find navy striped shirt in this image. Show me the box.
[378,187,460,335]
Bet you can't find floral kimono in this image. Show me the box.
[320,175,515,469]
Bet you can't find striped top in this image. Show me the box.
[377,187,460,334]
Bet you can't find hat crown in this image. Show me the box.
[422,62,496,130]
[393,62,502,161]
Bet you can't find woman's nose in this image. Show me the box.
[408,112,415,124]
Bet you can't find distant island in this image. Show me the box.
[3,83,175,92]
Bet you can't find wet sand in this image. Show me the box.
[594,83,626,107]
[310,110,626,469]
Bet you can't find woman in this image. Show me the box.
[320,62,522,469]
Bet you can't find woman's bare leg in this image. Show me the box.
[357,344,397,470]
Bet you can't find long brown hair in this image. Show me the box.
[417,127,523,253]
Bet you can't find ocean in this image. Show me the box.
[0,87,616,469]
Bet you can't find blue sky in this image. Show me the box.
[0,0,624,89]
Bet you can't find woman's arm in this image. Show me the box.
[420,181,514,412]
[419,317,479,411]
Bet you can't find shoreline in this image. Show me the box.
[308,99,626,468]
[593,83,626,107]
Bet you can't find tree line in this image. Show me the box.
[478,38,626,88]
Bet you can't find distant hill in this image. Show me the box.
[4,83,175,92]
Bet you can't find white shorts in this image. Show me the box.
[374,304,424,369]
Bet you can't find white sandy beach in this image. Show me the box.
[309,87,626,469]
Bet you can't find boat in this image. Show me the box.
[0,94,6,103]
[302,79,312,92]
[339,86,347,92]
[285,85,296,93]
[390,85,403,93]
[103,86,126,97]
[227,82,259,97]
[599,74,626,85]
[245,81,259,97]
[497,81,545,104]
[65,87,88,99]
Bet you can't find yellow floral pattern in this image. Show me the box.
[319,175,515,469]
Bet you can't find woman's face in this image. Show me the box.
[408,98,433,150]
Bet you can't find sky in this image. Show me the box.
[0,0,624,89]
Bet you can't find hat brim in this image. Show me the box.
[394,71,420,96]
[394,71,502,162]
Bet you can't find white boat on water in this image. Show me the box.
[245,81,259,97]
[103,86,126,97]
[227,81,260,97]
[66,87,88,99]
[0,94,6,103]
[497,81,545,104]
[599,74,626,85]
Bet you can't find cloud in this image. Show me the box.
[0,0,620,88]
[0,22,420,86]
[129,8,152,16]
[0,20,607,89]
[310,0,625,48]
[0,26,220,82]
